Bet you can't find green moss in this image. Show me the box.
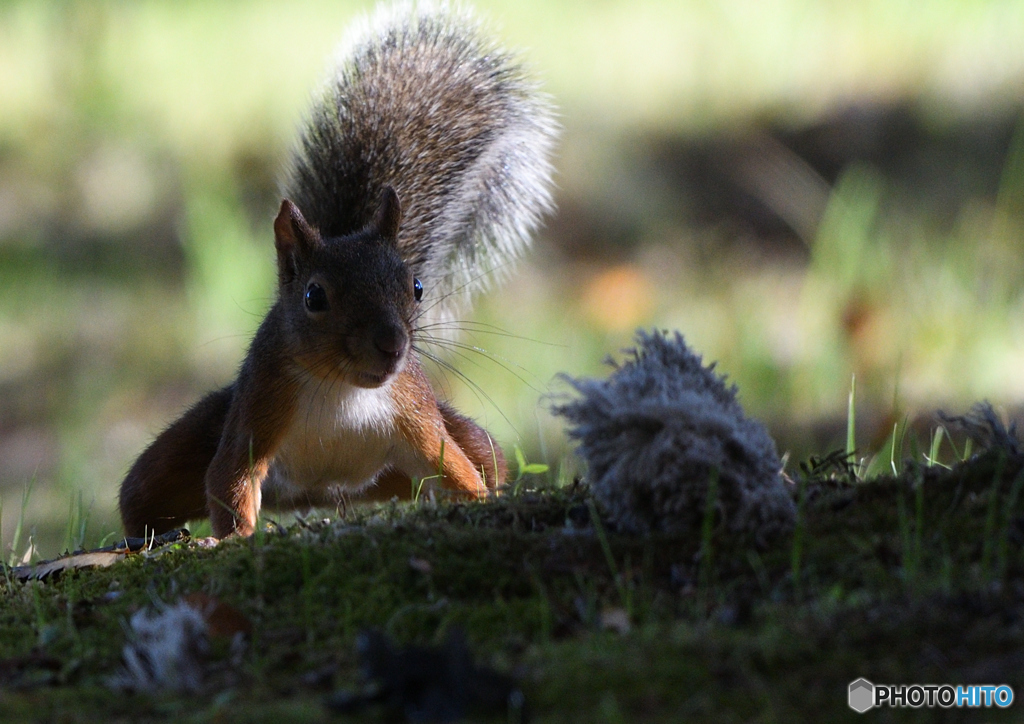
[1,455,1024,721]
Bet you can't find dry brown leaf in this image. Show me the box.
[12,551,126,581]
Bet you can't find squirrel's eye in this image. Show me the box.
[304,283,329,313]
[413,278,423,302]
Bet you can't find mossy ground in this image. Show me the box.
[1,450,1023,722]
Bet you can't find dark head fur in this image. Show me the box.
[274,191,418,388]
[282,2,557,327]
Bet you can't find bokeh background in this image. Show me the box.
[2,0,1024,558]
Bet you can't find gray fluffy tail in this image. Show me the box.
[283,1,557,324]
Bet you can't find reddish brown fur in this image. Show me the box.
[116,8,551,539]
[436,401,507,490]
[358,360,507,503]
[119,198,508,539]
[355,402,507,502]
[120,347,505,537]
[390,360,484,496]
[203,314,301,537]
[119,387,232,537]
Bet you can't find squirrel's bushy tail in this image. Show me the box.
[283,1,557,323]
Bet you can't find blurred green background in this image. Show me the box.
[2,0,1024,558]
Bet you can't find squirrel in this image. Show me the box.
[117,2,557,539]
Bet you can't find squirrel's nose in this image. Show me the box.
[373,326,408,361]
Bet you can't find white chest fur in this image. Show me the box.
[267,378,400,493]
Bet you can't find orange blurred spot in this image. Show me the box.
[183,592,252,639]
[841,296,894,370]
[582,265,654,331]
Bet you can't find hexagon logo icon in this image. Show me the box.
[849,678,874,713]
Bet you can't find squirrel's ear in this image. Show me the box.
[372,186,402,242]
[274,199,319,283]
